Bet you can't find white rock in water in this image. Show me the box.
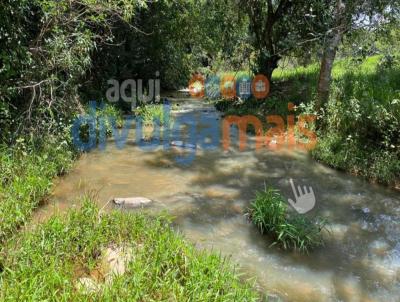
[113,197,152,208]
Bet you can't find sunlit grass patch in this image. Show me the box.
[0,200,259,301]
[272,63,319,83]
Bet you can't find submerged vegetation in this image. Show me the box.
[248,188,326,253]
[0,200,259,301]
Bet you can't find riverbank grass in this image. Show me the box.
[0,199,259,301]
[248,187,326,253]
[214,55,400,187]
[0,138,75,242]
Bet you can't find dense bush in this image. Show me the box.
[215,55,400,186]
[0,0,142,142]
[313,56,400,185]
[0,0,140,239]
[1,0,250,143]
[83,0,250,104]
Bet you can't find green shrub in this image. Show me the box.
[0,0,140,141]
[248,187,326,253]
[378,54,399,70]
[92,102,124,136]
[0,200,259,301]
[134,104,167,126]
[313,58,400,185]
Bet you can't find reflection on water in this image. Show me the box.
[33,99,400,301]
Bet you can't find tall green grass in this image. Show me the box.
[0,138,75,242]
[247,187,326,253]
[0,103,125,242]
[0,200,259,301]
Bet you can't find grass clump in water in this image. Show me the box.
[134,104,167,126]
[0,199,259,301]
[248,187,326,253]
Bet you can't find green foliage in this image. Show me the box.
[237,55,399,186]
[134,104,166,126]
[249,188,287,234]
[340,17,400,64]
[0,0,141,142]
[239,0,335,79]
[312,55,400,185]
[215,56,400,186]
[255,55,400,186]
[248,187,326,253]
[0,0,249,141]
[0,137,75,242]
[72,102,124,146]
[87,0,250,93]
[378,54,399,70]
[94,102,124,135]
[0,200,259,301]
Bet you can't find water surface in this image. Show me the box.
[34,99,400,301]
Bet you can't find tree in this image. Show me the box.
[316,0,348,108]
[316,0,400,108]
[240,0,322,80]
[0,0,143,141]
[89,0,249,91]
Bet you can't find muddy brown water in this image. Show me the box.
[33,98,400,301]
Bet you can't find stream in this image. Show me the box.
[33,97,400,301]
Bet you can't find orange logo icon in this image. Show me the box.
[220,74,236,99]
[252,74,270,99]
[189,73,205,98]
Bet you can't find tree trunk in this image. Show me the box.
[256,53,281,82]
[265,55,281,81]
[316,0,347,110]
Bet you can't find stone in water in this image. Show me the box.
[113,197,152,208]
